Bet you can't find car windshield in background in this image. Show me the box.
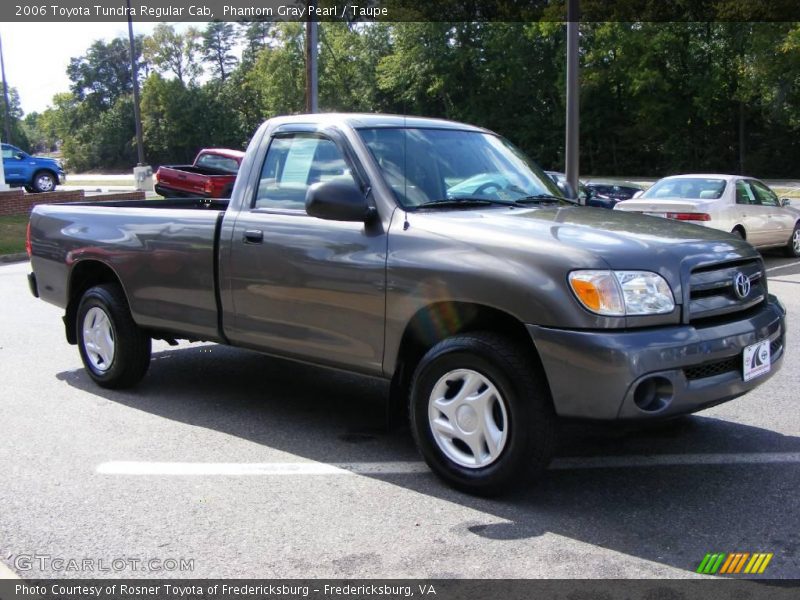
[643,178,726,200]
[357,127,563,208]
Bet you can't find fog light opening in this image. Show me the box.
[633,376,674,412]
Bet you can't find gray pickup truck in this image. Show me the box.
[27,114,786,495]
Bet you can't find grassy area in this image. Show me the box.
[0,215,28,256]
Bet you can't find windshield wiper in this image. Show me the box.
[414,197,514,209]
[512,194,576,205]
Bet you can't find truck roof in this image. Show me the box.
[268,113,489,133]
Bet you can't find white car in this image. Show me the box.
[614,174,800,257]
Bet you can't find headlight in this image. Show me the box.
[568,270,675,316]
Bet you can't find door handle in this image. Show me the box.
[243,229,264,244]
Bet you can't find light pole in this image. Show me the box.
[126,0,145,166]
[565,0,580,201]
[0,31,10,190]
[305,0,318,113]
[0,31,13,145]
[125,0,152,191]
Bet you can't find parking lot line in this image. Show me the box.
[765,260,800,273]
[96,452,800,476]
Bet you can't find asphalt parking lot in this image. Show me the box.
[1,254,799,580]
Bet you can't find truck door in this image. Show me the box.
[1,144,25,185]
[226,131,387,375]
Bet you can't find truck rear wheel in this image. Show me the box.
[76,284,151,389]
[409,332,556,496]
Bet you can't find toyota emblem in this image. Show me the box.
[733,272,751,299]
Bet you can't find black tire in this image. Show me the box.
[731,227,745,239]
[785,223,800,258]
[409,332,556,496]
[31,170,57,193]
[76,284,151,389]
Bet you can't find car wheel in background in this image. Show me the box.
[409,331,556,496]
[77,284,151,389]
[31,170,56,193]
[786,224,800,258]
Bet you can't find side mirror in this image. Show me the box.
[14,152,25,160]
[781,198,792,207]
[305,180,374,222]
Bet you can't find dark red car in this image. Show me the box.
[155,148,245,198]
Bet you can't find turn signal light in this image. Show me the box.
[570,279,602,311]
[666,212,711,221]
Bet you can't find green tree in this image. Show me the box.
[67,36,145,110]
[143,24,202,84]
[0,87,30,150]
[246,23,305,117]
[202,21,239,81]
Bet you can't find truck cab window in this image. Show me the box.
[254,135,355,210]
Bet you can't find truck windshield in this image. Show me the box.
[357,127,563,209]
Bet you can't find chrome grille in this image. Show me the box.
[688,259,765,322]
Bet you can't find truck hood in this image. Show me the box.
[32,156,63,169]
[408,205,757,271]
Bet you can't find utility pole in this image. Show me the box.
[0,31,13,145]
[125,0,152,192]
[126,0,145,166]
[305,0,318,113]
[565,0,580,201]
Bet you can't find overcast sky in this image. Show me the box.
[0,22,196,115]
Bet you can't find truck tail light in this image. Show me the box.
[666,212,711,221]
[26,221,32,257]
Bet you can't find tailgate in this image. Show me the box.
[157,166,208,195]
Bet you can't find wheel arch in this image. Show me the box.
[64,260,125,344]
[390,301,550,398]
[732,224,746,239]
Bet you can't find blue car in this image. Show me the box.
[2,143,66,192]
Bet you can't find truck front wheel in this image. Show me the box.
[31,170,56,193]
[76,284,151,389]
[409,332,556,496]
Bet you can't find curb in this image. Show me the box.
[0,253,28,264]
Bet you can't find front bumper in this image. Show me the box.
[527,295,786,420]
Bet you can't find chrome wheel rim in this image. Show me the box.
[37,174,54,191]
[793,229,800,254]
[82,307,115,372]
[428,369,509,469]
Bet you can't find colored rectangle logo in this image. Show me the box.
[697,552,773,575]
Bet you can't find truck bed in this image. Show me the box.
[29,198,228,342]
[156,165,237,198]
